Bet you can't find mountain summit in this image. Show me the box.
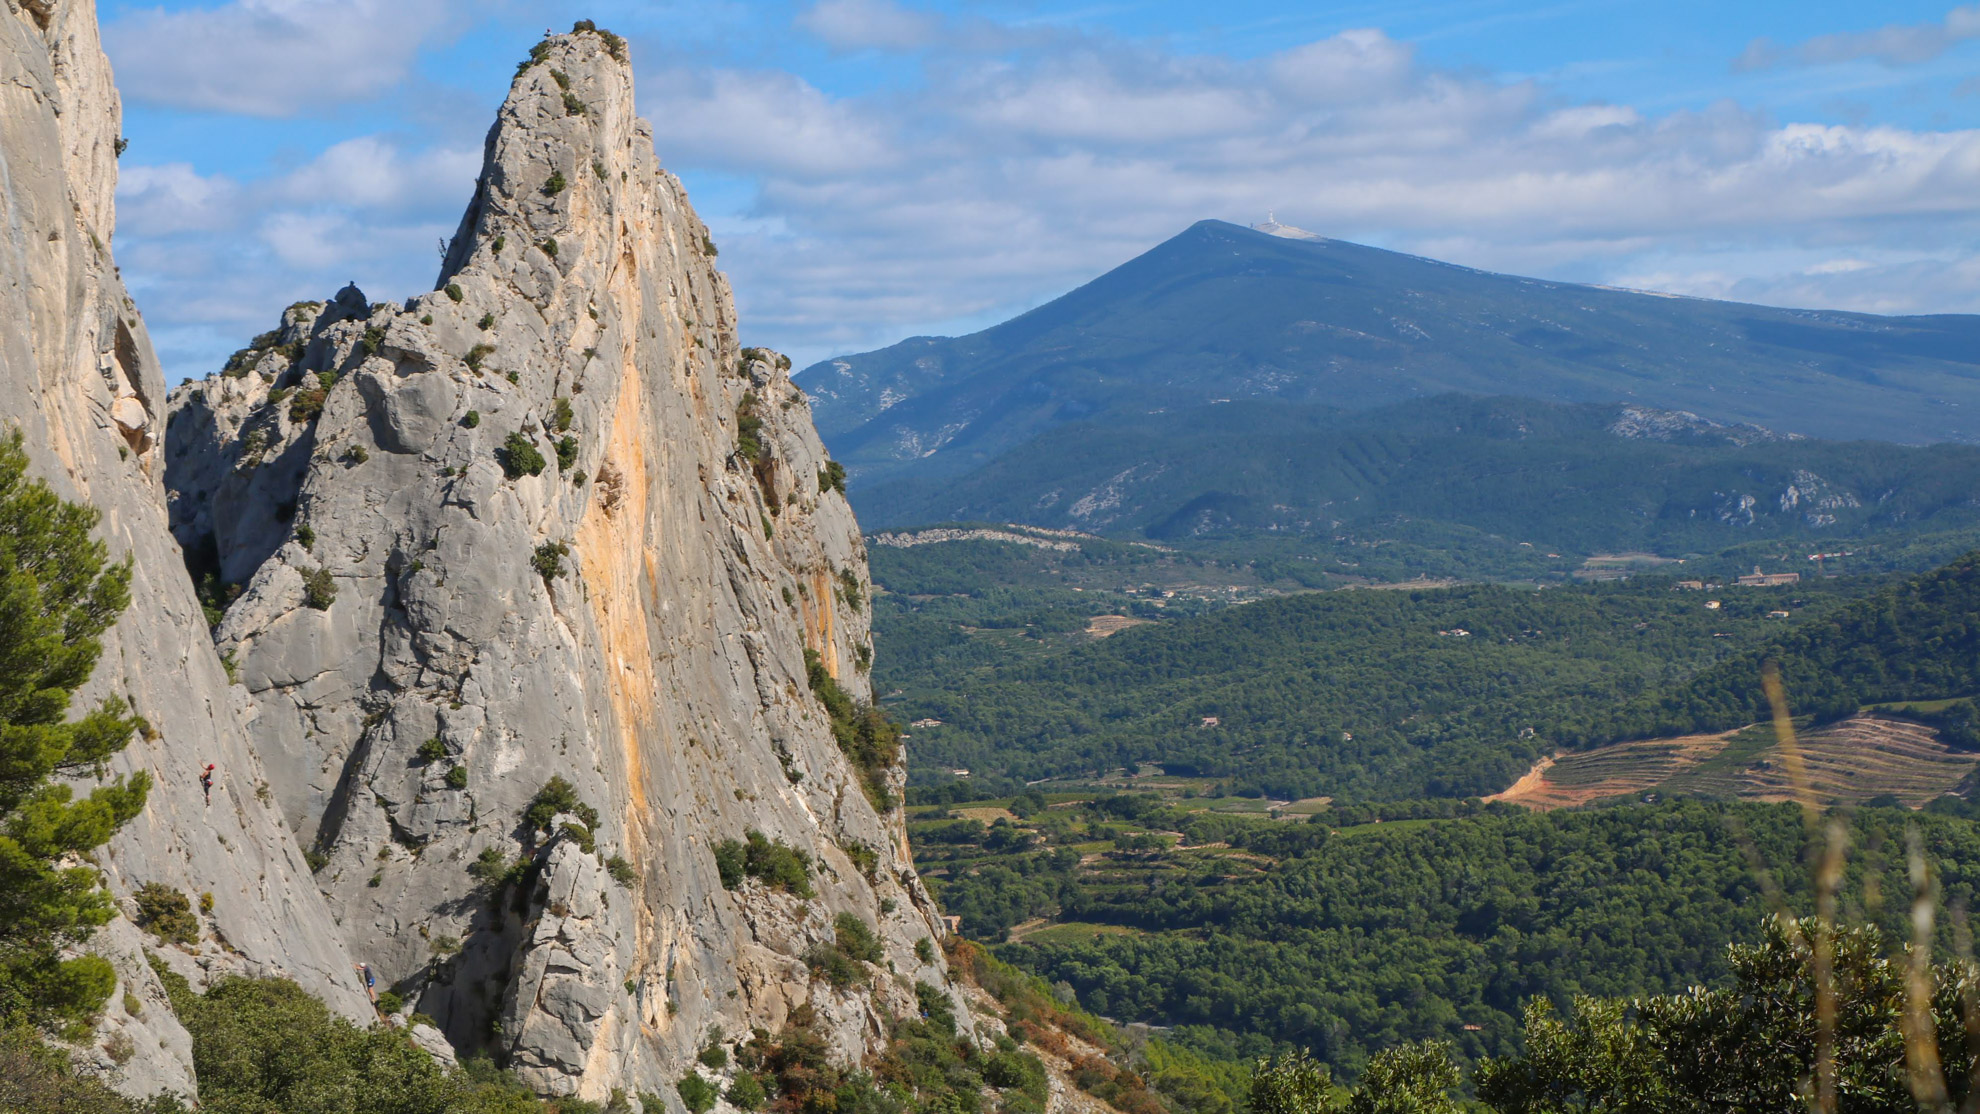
[803,220,1980,491]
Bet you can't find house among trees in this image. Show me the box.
[1735,566,1801,586]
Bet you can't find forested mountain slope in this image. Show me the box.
[806,220,1980,498]
[850,393,1980,543]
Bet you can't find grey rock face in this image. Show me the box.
[165,29,962,1101]
[0,0,370,1101]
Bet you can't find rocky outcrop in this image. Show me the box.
[164,27,961,1101]
[0,0,370,1100]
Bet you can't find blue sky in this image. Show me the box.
[99,0,1980,380]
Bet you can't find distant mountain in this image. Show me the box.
[803,220,1980,505]
[847,392,1980,553]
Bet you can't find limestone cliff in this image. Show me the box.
[0,0,371,1098]
[164,27,960,1100]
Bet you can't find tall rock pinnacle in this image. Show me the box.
[165,25,962,1099]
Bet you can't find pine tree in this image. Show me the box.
[0,430,148,1034]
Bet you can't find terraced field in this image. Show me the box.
[1493,715,1978,809]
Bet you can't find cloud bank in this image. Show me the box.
[106,1,1980,380]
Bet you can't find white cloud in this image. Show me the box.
[1266,29,1416,104]
[795,0,937,53]
[1734,5,1980,71]
[105,0,459,116]
[630,24,1980,366]
[641,69,897,177]
[274,137,481,209]
[117,163,239,234]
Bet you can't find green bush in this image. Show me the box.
[698,1043,728,1069]
[818,460,847,495]
[539,238,559,259]
[834,913,882,962]
[302,567,336,610]
[835,568,863,613]
[134,882,199,946]
[724,1072,766,1111]
[839,840,879,880]
[804,943,863,989]
[0,1029,157,1113]
[466,847,519,891]
[533,541,570,585]
[713,831,813,897]
[477,313,495,331]
[361,326,386,356]
[375,989,404,1016]
[464,343,494,372]
[444,283,463,302]
[499,432,546,479]
[417,737,448,764]
[524,776,598,832]
[553,397,575,432]
[555,435,578,472]
[606,855,637,888]
[290,385,327,422]
[157,969,574,1113]
[463,409,480,428]
[677,1073,718,1114]
[444,765,468,790]
[560,822,596,854]
[804,650,899,811]
[543,171,567,196]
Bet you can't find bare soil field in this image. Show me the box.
[1491,715,1976,810]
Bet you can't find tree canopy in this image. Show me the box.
[0,430,147,1033]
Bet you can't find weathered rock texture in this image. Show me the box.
[164,29,959,1099]
[0,0,371,1100]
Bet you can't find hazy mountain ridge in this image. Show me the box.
[804,220,1980,502]
[850,394,1980,551]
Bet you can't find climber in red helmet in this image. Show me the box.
[201,764,215,805]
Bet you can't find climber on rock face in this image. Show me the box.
[201,764,215,805]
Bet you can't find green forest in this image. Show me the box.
[880,573,1875,800]
[856,394,1980,553]
[908,793,1980,1085]
[1548,551,1980,746]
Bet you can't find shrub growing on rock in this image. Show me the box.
[499,432,546,479]
[713,831,813,897]
[532,541,569,585]
[134,882,198,946]
[301,567,336,610]
[523,776,598,832]
[676,1073,717,1114]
